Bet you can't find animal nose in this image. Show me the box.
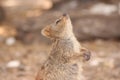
[63,13,67,16]
[62,13,70,20]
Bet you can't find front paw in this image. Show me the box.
[81,48,91,61]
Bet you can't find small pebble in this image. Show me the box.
[5,37,16,46]
[6,60,21,68]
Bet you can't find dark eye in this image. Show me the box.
[56,19,61,24]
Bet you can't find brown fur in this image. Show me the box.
[36,14,91,80]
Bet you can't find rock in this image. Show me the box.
[6,60,21,68]
[74,15,120,40]
[5,37,16,46]
[1,0,53,10]
[89,3,117,15]
[0,25,17,43]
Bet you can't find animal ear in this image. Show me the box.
[41,26,51,37]
[80,47,91,61]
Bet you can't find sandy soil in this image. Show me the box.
[0,40,120,80]
[0,0,120,80]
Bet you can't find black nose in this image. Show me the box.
[63,13,67,16]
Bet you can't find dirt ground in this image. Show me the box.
[0,0,120,80]
[0,40,120,80]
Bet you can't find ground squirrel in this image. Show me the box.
[36,14,91,80]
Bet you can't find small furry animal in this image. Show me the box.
[36,14,91,80]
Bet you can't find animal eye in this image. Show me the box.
[56,19,61,24]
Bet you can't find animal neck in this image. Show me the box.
[51,34,81,54]
[49,35,81,64]
[53,34,76,44]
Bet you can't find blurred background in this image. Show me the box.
[0,0,120,80]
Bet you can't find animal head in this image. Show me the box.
[41,14,73,39]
